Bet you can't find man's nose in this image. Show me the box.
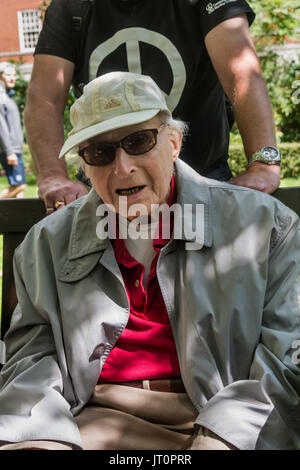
[113,147,136,177]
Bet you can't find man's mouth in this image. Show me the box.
[116,185,145,196]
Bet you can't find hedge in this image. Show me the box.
[228,142,300,178]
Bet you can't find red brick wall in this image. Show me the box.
[0,0,42,63]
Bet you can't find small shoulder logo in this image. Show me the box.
[206,3,215,14]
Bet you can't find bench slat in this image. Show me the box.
[0,198,45,232]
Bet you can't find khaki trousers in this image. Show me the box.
[75,384,234,450]
[0,384,235,450]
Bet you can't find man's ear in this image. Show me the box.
[168,128,183,162]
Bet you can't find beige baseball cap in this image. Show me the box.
[59,71,171,159]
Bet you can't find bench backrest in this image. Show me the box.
[0,199,46,339]
[0,187,300,339]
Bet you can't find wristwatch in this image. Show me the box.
[248,146,281,166]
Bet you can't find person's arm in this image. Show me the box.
[205,14,280,194]
[0,103,14,154]
[24,55,87,209]
[0,103,18,166]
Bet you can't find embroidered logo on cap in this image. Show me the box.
[100,95,123,113]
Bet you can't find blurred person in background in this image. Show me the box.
[0,62,26,198]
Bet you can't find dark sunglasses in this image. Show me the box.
[79,125,165,166]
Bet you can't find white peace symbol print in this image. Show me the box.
[89,27,187,112]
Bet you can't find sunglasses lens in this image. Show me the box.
[80,143,116,166]
[79,129,159,166]
[123,130,156,155]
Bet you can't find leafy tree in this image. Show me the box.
[248,0,299,46]
[232,0,300,142]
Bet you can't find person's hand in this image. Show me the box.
[7,153,18,166]
[228,162,280,194]
[38,176,88,215]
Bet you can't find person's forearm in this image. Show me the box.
[24,99,68,184]
[230,72,276,159]
[24,55,87,207]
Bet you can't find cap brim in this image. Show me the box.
[59,109,163,159]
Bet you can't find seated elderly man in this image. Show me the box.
[0,72,299,451]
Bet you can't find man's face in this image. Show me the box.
[0,67,17,89]
[82,116,182,219]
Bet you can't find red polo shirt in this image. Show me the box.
[99,178,181,382]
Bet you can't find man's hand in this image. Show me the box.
[7,153,18,165]
[229,162,280,194]
[39,176,88,213]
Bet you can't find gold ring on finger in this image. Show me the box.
[54,200,65,210]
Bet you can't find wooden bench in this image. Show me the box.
[0,199,46,343]
[0,187,300,348]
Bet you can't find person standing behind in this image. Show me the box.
[25,0,280,212]
[0,62,26,198]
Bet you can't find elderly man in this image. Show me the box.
[0,72,299,451]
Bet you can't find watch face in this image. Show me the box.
[261,146,281,162]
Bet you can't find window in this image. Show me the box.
[18,9,42,52]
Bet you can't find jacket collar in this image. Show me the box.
[67,158,213,261]
[174,159,212,248]
[68,188,109,260]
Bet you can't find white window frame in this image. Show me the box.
[17,9,42,53]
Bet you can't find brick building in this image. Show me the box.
[0,0,42,79]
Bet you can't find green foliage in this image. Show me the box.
[248,0,300,47]
[63,89,76,139]
[228,142,300,178]
[23,144,36,176]
[250,51,300,142]
[39,0,52,17]
[230,0,300,142]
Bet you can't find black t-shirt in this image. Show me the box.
[35,0,255,172]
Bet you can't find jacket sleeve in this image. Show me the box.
[0,103,14,155]
[196,206,300,450]
[0,237,82,449]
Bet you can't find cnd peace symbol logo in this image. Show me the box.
[89,28,186,112]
